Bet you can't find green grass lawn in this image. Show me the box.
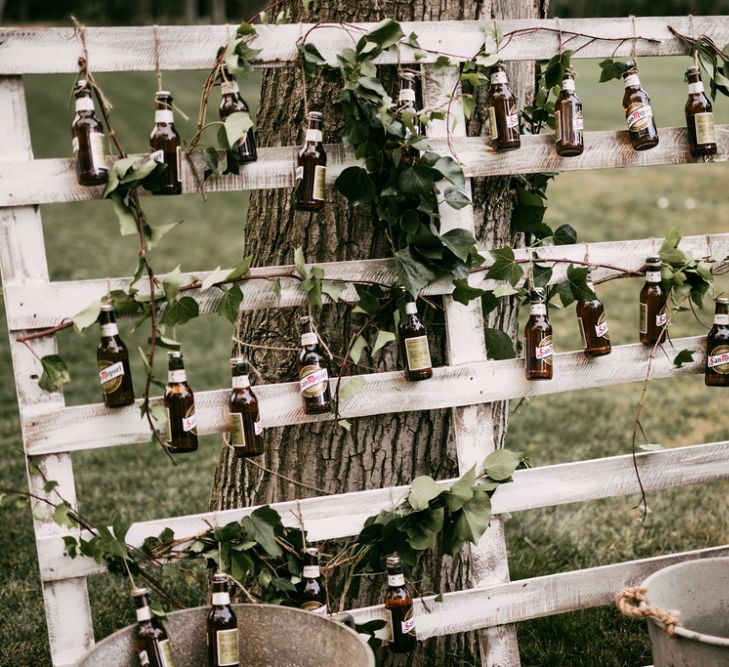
[1,56,729,666]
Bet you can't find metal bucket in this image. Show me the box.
[643,557,729,667]
[76,604,375,667]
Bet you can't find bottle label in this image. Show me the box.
[530,303,547,316]
[401,615,416,635]
[303,565,320,578]
[159,639,175,667]
[300,600,327,614]
[694,112,716,145]
[221,80,240,95]
[574,110,584,131]
[299,366,329,397]
[212,592,231,606]
[554,109,561,140]
[75,97,94,112]
[688,81,705,94]
[312,165,326,201]
[168,369,187,383]
[656,311,668,327]
[72,136,79,154]
[229,411,246,447]
[215,628,239,666]
[295,165,304,181]
[487,106,498,140]
[89,131,107,171]
[155,110,174,123]
[182,410,197,433]
[490,71,507,85]
[136,605,152,622]
[623,73,641,88]
[715,314,729,325]
[399,88,416,102]
[254,419,263,436]
[640,303,648,334]
[626,103,653,132]
[138,649,151,666]
[176,145,182,183]
[100,323,118,337]
[305,128,323,143]
[646,270,661,283]
[404,335,431,372]
[506,111,519,129]
[708,345,729,373]
[595,317,609,339]
[562,78,576,93]
[388,573,405,587]
[301,332,318,346]
[232,374,251,389]
[405,302,418,315]
[99,360,124,393]
[577,316,587,349]
[535,336,553,362]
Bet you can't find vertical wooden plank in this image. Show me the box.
[424,67,521,667]
[0,76,94,666]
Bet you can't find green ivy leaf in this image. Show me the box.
[217,286,244,323]
[147,220,181,249]
[598,58,628,83]
[553,224,577,246]
[405,506,444,550]
[566,264,596,302]
[443,186,471,210]
[484,328,515,360]
[433,156,466,191]
[395,247,437,295]
[161,296,199,326]
[673,349,694,368]
[338,376,365,403]
[109,192,138,236]
[38,355,71,392]
[451,278,488,306]
[483,448,523,481]
[348,335,369,364]
[408,476,444,511]
[226,256,253,282]
[335,166,377,205]
[399,165,439,196]
[321,280,345,303]
[294,246,308,280]
[223,111,254,149]
[52,502,78,529]
[272,277,282,302]
[161,265,183,304]
[201,266,233,292]
[372,330,396,355]
[659,226,685,264]
[362,18,404,51]
[441,228,477,262]
[72,299,102,334]
[486,247,523,287]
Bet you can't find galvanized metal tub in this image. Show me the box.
[76,603,375,667]
[644,557,729,667]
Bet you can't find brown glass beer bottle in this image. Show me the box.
[294,112,327,211]
[555,70,584,157]
[705,297,729,386]
[164,351,198,453]
[384,555,416,654]
[576,274,611,357]
[396,71,421,165]
[72,78,108,186]
[525,288,553,380]
[297,316,332,414]
[622,62,659,151]
[486,63,520,152]
[207,573,240,667]
[219,66,257,165]
[639,256,668,346]
[685,65,717,158]
[149,91,182,195]
[398,293,432,381]
[297,547,327,615]
[228,357,264,457]
[97,304,135,408]
[132,588,176,667]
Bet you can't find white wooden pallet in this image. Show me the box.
[1,15,728,667]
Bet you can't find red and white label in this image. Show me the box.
[708,352,729,368]
[536,343,553,360]
[574,118,584,130]
[626,105,653,130]
[388,573,405,587]
[221,80,239,95]
[99,361,124,385]
[182,413,197,432]
[506,113,519,128]
[401,617,416,634]
[299,368,328,393]
[656,312,668,327]
[595,321,609,337]
[254,420,263,435]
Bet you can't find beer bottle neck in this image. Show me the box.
[231,373,251,389]
[302,564,321,579]
[301,332,318,347]
[714,303,729,325]
[75,93,95,113]
[561,77,576,93]
[305,120,323,144]
[623,73,641,89]
[490,69,508,86]
[645,268,661,283]
[387,569,405,587]
[168,367,187,383]
[212,580,231,606]
[530,302,547,316]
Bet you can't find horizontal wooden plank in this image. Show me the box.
[35,439,729,581]
[0,17,722,75]
[25,334,708,456]
[2,126,728,207]
[347,543,729,641]
[6,232,729,331]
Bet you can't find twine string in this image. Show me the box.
[556,17,562,56]
[630,15,638,64]
[616,587,682,638]
[153,25,162,92]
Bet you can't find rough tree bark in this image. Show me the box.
[210,1,548,664]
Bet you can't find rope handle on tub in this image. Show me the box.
[616,586,682,638]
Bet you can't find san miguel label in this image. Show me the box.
[708,346,729,374]
[299,365,329,397]
[536,336,553,364]
[98,360,124,393]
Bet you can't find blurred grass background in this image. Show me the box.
[1,55,729,666]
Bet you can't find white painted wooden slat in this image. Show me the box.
[0,16,722,75]
[7,232,729,331]
[0,76,94,666]
[3,126,729,207]
[24,331,708,455]
[35,438,729,580]
[345,543,729,641]
[426,65,519,666]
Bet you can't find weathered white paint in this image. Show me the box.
[0,16,722,74]
[426,66,519,667]
[35,439,729,582]
[0,76,94,666]
[3,126,729,207]
[345,543,729,641]
[6,232,729,331]
[23,335,708,455]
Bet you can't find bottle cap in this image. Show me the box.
[400,71,415,81]
[168,350,183,358]
[717,297,729,305]
[386,554,401,568]
[77,78,88,87]
[100,303,113,312]
[531,287,546,302]
[231,356,248,369]
[131,587,149,597]
[646,255,661,265]
[305,547,319,557]
[686,65,700,75]
[212,572,228,583]
[623,61,638,75]
[307,111,323,121]
[155,90,172,97]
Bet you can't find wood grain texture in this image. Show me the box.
[24,334,709,455]
[36,438,729,580]
[7,232,729,331]
[0,16,724,74]
[0,76,94,666]
[3,126,729,207]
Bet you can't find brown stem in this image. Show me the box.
[244,454,331,496]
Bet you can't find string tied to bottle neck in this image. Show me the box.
[630,14,638,65]
[153,25,163,92]
[555,16,563,56]
[689,14,699,68]
[70,16,114,115]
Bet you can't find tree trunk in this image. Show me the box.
[184,0,198,25]
[210,1,548,664]
[211,0,227,24]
